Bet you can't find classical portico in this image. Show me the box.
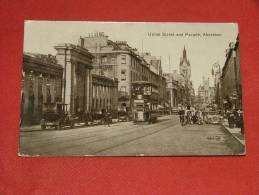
[55,43,94,114]
[22,53,63,125]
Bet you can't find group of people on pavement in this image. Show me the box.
[178,104,244,134]
[224,108,244,134]
[178,105,205,126]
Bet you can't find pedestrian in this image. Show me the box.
[104,110,111,127]
[239,109,244,134]
[178,106,185,126]
[197,109,203,125]
[185,105,191,125]
[228,110,235,128]
[191,107,196,124]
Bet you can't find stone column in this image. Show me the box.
[86,68,90,111]
[33,73,39,116]
[42,76,46,103]
[70,61,77,114]
[23,71,29,115]
[55,44,94,115]
[55,45,72,113]
[50,77,55,103]
[89,70,92,111]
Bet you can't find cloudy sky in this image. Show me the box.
[24,21,238,92]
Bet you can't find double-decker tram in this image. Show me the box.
[131,81,159,124]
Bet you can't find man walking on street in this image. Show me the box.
[104,110,111,127]
[178,106,185,126]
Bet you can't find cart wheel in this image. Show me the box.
[41,125,46,130]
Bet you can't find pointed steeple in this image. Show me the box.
[183,46,187,59]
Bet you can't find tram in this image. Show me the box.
[131,81,159,124]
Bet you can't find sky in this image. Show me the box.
[23,21,238,92]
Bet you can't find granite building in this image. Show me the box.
[79,33,167,110]
[55,43,94,114]
[197,77,215,108]
[179,47,195,105]
[221,36,242,110]
[92,74,118,112]
[21,53,63,125]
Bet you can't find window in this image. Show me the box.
[111,57,115,64]
[121,69,126,81]
[120,86,126,92]
[121,55,126,64]
[101,56,107,63]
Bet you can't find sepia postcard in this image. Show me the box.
[19,21,245,156]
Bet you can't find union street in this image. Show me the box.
[19,115,244,156]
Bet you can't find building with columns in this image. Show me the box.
[79,33,167,110]
[163,71,186,108]
[21,53,63,125]
[92,74,118,111]
[54,43,94,115]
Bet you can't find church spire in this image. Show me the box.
[183,46,187,59]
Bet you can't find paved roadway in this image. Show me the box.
[19,115,244,156]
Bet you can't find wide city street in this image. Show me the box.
[19,115,244,156]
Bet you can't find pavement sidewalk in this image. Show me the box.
[221,119,245,147]
[20,125,41,132]
[20,119,129,132]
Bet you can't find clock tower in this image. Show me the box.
[179,46,191,82]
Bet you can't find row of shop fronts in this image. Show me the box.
[194,36,242,112]
[217,36,242,111]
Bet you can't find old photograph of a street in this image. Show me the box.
[19,22,245,156]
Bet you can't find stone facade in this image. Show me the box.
[179,47,195,105]
[21,53,63,125]
[92,74,118,111]
[179,46,191,82]
[54,43,94,114]
[80,33,167,110]
[140,52,163,76]
[197,77,215,108]
[221,36,242,110]
[22,43,119,126]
